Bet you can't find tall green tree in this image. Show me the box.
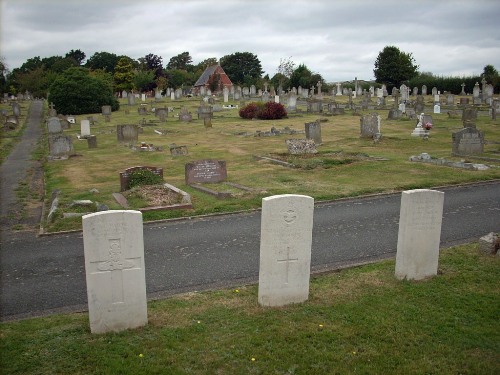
[133,70,155,92]
[113,57,135,92]
[220,52,263,86]
[373,45,419,91]
[85,52,120,73]
[65,49,86,65]
[166,52,193,71]
[48,67,119,114]
[289,64,323,90]
[139,53,164,80]
[481,64,499,90]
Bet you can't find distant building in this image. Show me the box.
[193,65,233,95]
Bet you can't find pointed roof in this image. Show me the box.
[194,65,219,87]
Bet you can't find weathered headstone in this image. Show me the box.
[128,93,135,105]
[462,107,477,128]
[169,145,189,156]
[452,127,484,156]
[179,107,192,122]
[81,119,91,137]
[258,194,314,307]
[117,124,139,143]
[49,135,73,158]
[360,113,381,138]
[47,117,62,134]
[395,189,444,280]
[87,135,97,149]
[305,121,322,145]
[82,210,148,334]
[185,160,227,184]
[285,139,317,154]
[421,85,427,96]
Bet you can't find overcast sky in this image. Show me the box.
[1,0,499,82]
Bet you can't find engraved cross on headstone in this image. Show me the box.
[92,239,138,303]
[277,246,298,284]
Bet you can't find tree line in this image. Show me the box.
[0,46,497,100]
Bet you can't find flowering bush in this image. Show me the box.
[239,102,287,120]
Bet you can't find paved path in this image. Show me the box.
[0,100,44,228]
[1,180,498,321]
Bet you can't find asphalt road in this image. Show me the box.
[1,181,498,321]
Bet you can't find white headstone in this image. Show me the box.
[141,93,146,102]
[433,104,441,114]
[80,120,91,137]
[274,95,280,104]
[258,194,314,307]
[223,87,229,103]
[170,92,175,100]
[82,210,148,334]
[395,189,444,281]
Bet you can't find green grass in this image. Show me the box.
[12,96,499,232]
[1,243,498,374]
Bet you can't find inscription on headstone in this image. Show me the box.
[185,160,227,184]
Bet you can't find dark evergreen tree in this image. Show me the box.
[373,46,419,91]
[219,52,263,85]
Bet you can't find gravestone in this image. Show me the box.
[433,104,441,114]
[156,108,167,122]
[360,113,381,138]
[421,85,427,96]
[47,117,62,134]
[49,135,73,158]
[127,93,135,106]
[12,103,21,117]
[395,189,444,281]
[305,121,322,145]
[473,82,481,104]
[87,135,97,149]
[223,87,229,102]
[460,83,466,95]
[120,166,163,191]
[258,194,314,307]
[462,107,477,128]
[102,105,112,115]
[307,99,322,113]
[48,103,57,117]
[197,104,213,120]
[431,87,437,96]
[387,109,403,119]
[185,160,227,184]
[446,94,454,106]
[285,139,317,154]
[492,100,500,120]
[414,95,425,114]
[452,127,484,156]
[287,93,297,111]
[81,119,91,137]
[179,107,192,122]
[204,117,212,128]
[141,93,146,102]
[60,118,70,130]
[82,210,148,334]
[116,124,139,143]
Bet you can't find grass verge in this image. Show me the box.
[1,243,499,374]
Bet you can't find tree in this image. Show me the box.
[0,57,8,93]
[15,67,57,98]
[133,70,155,92]
[139,53,163,80]
[289,64,323,90]
[373,46,419,91]
[275,57,295,90]
[85,52,120,73]
[481,64,499,88]
[195,58,218,71]
[48,67,119,114]
[166,52,193,71]
[220,52,263,85]
[166,69,191,89]
[113,57,135,92]
[65,49,86,65]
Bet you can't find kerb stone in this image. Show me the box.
[82,210,148,334]
[258,194,314,307]
[395,189,444,280]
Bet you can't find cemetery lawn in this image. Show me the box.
[38,97,500,232]
[1,243,499,374]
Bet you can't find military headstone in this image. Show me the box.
[82,210,148,334]
[258,194,314,307]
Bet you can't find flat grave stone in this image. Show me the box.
[185,160,227,184]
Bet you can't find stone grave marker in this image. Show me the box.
[360,113,381,138]
[117,124,139,143]
[185,160,227,184]
[462,107,477,128]
[395,189,444,280]
[452,127,484,156]
[305,121,322,145]
[307,99,322,113]
[82,210,148,334]
[258,194,314,307]
[287,93,297,112]
[12,102,21,117]
[285,139,317,154]
[47,117,62,134]
[179,107,192,122]
[197,104,213,120]
[60,118,70,130]
[81,119,91,137]
[49,134,73,158]
[120,166,163,191]
[156,108,167,122]
[433,104,441,114]
[128,93,135,105]
[446,94,455,106]
[87,135,97,149]
[421,85,427,96]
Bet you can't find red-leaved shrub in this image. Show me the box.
[239,101,287,120]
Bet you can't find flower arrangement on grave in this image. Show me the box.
[423,122,433,130]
